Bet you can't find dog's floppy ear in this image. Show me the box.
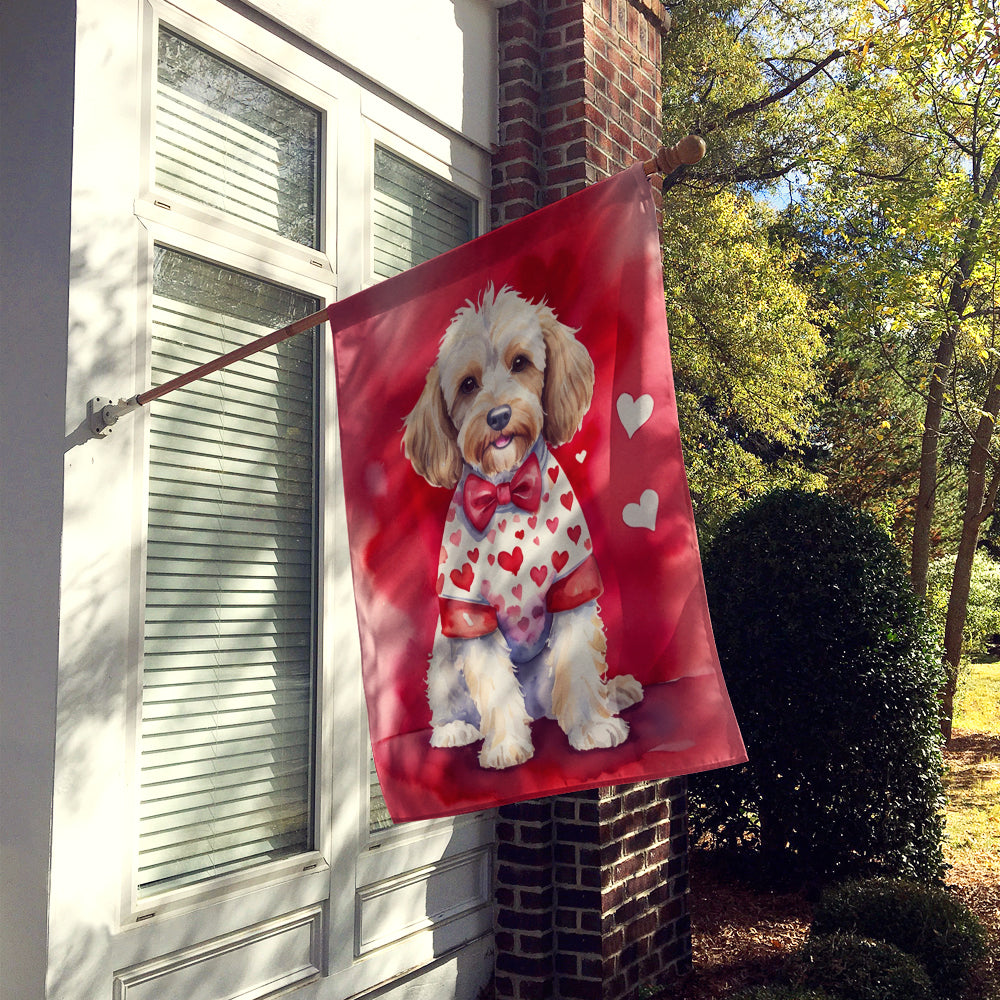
[403,363,463,489]
[540,307,595,446]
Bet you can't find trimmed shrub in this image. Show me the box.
[793,933,934,1000]
[691,489,946,882]
[812,878,988,999]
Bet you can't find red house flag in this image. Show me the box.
[330,164,745,822]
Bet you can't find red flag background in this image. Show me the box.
[330,164,745,822]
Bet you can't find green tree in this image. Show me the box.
[663,189,825,538]
[802,0,1000,736]
[660,2,998,739]
[660,0,845,539]
[661,0,853,195]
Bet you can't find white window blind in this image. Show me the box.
[368,147,477,833]
[156,27,320,248]
[138,248,319,896]
[372,146,477,279]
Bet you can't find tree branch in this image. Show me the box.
[703,49,847,133]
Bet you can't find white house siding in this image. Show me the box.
[242,0,498,153]
[0,1,76,996]
[0,1,500,998]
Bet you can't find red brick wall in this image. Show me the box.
[491,7,691,998]
[493,0,667,226]
[494,783,691,1000]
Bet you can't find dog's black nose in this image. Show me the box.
[487,405,512,431]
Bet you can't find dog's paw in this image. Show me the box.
[479,733,534,769]
[430,721,483,748]
[607,674,643,712]
[569,716,629,752]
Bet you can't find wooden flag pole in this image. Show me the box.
[88,137,706,437]
[136,307,329,407]
[87,307,330,437]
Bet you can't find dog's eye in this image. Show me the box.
[511,354,530,373]
[459,375,478,395]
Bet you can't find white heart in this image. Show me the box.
[623,489,659,531]
[575,450,587,463]
[617,393,654,438]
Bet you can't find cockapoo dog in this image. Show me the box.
[403,284,642,769]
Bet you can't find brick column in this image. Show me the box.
[491,3,692,999]
[495,800,556,1000]
[493,0,667,225]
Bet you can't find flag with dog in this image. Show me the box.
[330,163,746,822]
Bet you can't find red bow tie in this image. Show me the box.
[462,453,542,533]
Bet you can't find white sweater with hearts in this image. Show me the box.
[436,440,601,662]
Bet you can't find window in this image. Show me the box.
[139,248,319,895]
[372,145,477,279]
[155,28,320,247]
[136,26,322,897]
[367,146,478,833]
[119,7,494,991]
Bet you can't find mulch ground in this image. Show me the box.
[665,733,1000,999]
[667,851,814,999]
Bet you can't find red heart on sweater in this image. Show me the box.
[467,547,479,563]
[548,467,559,484]
[498,547,523,576]
[546,517,559,534]
[568,525,582,545]
[560,491,574,511]
[552,550,569,573]
[530,564,548,587]
[450,563,474,592]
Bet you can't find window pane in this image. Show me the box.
[138,247,318,895]
[369,149,478,832]
[156,28,320,248]
[373,146,477,279]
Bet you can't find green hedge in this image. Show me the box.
[692,488,946,881]
[793,933,934,1000]
[812,878,987,998]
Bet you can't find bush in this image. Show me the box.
[793,933,934,1000]
[691,489,946,882]
[811,878,988,998]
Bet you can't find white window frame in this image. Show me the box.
[112,0,495,992]
[124,1,339,929]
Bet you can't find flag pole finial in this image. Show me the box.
[643,135,706,177]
